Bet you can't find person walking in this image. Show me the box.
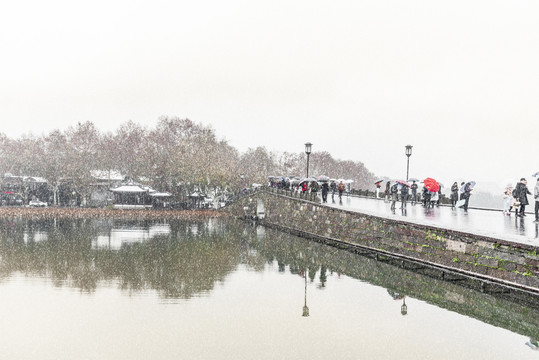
[450,182,459,208]
[503,187,513,216]
[514,178,531,217]
[321,182,329,203]
[310,181,319,202]
[384,181,391,202]
[400,183,409,209]
[534,179,539,222]
[410,181,418,205]
[430,190,438,208]
[463,182,473,211]
[422,186,430,207]
[376,181,382,198]
[337,181,345,200]
[436,187,442,207]
[459,182,465,200]
[390,183,399,211]
[330,181,336,200]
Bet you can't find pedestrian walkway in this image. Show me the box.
[326,195,539,245]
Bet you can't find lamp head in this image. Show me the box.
[304,142,312,155]
[405,144,413,157]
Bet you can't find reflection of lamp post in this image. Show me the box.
[405,145,413,181]
[302,269,309,317]
[305,142,312,178]
[401,297,408,316]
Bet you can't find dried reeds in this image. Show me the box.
[0,207,227,221]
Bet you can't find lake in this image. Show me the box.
[0,216,537,359]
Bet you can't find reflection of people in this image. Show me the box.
[525,338,539,351]
[519,215,526,234]
[387,289,405,300]
[319,265,327,287]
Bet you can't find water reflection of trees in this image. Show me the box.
[0,218,241,297]
[0,217,538,339]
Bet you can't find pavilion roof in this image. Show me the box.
[149,192,172,197]
[110,184,147,193]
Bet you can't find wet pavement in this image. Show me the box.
[324,194,539,246]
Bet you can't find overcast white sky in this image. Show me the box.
[1,0,538,191]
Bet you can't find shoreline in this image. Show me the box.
[0,207,226,220]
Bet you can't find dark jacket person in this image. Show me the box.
[515,178,532,216]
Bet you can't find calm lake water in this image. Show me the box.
[0,217,537,359]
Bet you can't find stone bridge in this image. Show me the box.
[223,188,539,295]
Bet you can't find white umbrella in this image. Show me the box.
[460,181,476,192]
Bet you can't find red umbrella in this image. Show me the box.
[423,178,440,192]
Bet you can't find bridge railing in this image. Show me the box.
[226,186,320,203]
[264,187,319,202]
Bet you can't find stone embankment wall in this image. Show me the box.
[224,189,539,292]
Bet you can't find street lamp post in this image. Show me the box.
[304,142,312,178]
[302,269,309,317]
[405,145,413,181]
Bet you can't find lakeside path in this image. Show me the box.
[328,195,539,246]
[0,207,224,220]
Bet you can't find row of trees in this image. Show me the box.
[0,117,376,201]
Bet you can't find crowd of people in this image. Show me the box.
[380,177,539,222]
[379,180,474,212]
[267,175,539,222]
[267,176,352,204]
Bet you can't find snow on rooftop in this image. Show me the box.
[90,170,124,181]
[110,184,147,193]
[149,192,172,197]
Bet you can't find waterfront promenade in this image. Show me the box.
[328,195,538,245]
